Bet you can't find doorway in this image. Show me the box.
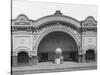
[17,51,29,64]
[86,50,95,62]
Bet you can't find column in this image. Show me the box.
[78,54,82,63]
[78,55,80,63]
[29,55,33,65]
[95,52,97,62]
[32,45,38,65]
[78,45,82,63]
[82,54,86,63]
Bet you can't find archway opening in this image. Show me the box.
[17,51,29,64]
[86,50,95,62]
[38,31,78,63]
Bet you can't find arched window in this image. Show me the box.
[86,50,95,62]
[17,51,29,64]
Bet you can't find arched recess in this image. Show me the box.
[17,51,29,64]
[34,14,81,62]
[14,47,30,65]
[37,31,79,62]
[13,46,31,56]
[36,27,80,53]
[35,26,80,63]
[85,50,95,62]
[84,46,97,62]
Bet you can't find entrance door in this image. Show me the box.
[86,50,95,62]
[17,51,29,64]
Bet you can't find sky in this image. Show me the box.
[12,0,97,21]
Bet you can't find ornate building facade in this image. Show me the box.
[11,10,97,66]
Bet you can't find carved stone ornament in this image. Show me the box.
[54,10,63,15]
[82,16,97,26]
[13,14,32,25]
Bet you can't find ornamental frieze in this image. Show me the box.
[38,23,80,37]
[33,34,39,42]
[35,21,79,33]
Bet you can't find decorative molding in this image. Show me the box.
[35,21,79,33]
[54,10,63,15]
[13,46,32,56]
[82,16,97,26]
[83,45,97,54]
[12,14,33,26]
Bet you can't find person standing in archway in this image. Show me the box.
[55,47,63,64]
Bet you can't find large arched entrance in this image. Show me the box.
[38,31,78,63]
[17,51,29,64]
[85,50,95,62]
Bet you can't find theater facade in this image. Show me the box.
[11,10,97,66]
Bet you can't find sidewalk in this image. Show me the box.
[12,62,97,74]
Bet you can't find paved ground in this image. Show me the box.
[12,62,97,75]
